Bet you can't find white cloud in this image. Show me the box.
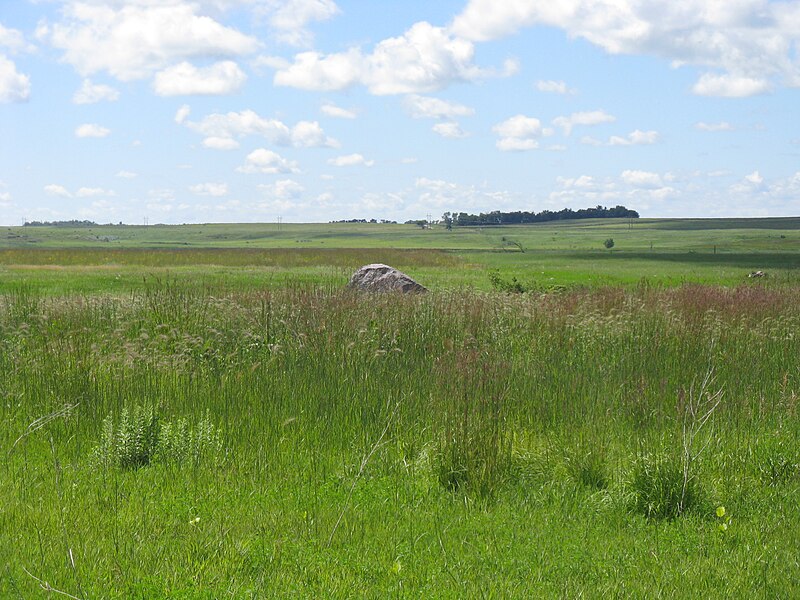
[451,0,800,96]
[259,178,305,199]
[44,184,72,197]
[116,170,138,178]
[275,21,507,95]
[266,0,340,47]
[184,109,338,148]
[76,186,115,197]
[583,129,660,146]
[153,60,247,96]
[320,102,356,119]
[0,55,30,103]
[493,115,542,151]
[237,148,300,174]
[621,170,662,189]
[432,122,468,138]
[611,129,660,146]
[536,80,576,95]
[695,121,734,132]
[0,23,30,53]
[203,136,240,150]
[75,123,111,138]
[327,153,375,167]
[745,170,764,185]
[252,55,291,70]
[413,177,515,213]
[175,104,191,125]
[553,110,616,135]
[46,3,259,81]
[404,94,475,119]
[691,73,771,97]
[73,79,120,104]
[189,182,229,196]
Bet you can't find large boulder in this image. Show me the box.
[347,263,427,293]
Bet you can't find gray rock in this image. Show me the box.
[347,263,427,293]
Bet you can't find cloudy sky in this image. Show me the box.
[1,0,800,225]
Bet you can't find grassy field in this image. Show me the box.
[1,218,799,597]
[2,218,800,293]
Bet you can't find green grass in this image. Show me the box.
[2,283,799,597]
[2,217,800,295]
[1,218,800,596]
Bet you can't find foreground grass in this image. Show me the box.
[2,283,799,597]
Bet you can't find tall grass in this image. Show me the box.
[1,282,799,596]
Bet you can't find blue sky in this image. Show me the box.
[1,0,799,225]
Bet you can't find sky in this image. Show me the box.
[1,0,800,225]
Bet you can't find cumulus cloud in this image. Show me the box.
[174,104,191,124]
[265,0,340,47]
[183,109,339,148]
[0,55,30,103]
[44,183,114,198]
[320,102,356,119]
[493,115,542,151]
[691,73,771,97]
[203,137,240,150]
[237,148,300,174]
[275,21,509,95]
[695,121,734,132]
[259,178,305,199]
[553,110,615,135]
[327,153,375,167]
[413,177,515,213]
[432,122,469,138]
[611,129,660,146]
[76,186,115,198]
[621,169,663,189]
[404,94,475,119]
[450,0,800,97]
[0,23,30,53]
[73,78,120,104]
[44,184,72,198]
[745,170,764,185]
[45,3,259,81]
[536,79,576,95]
[582,129,660,146]
[189,182,228,196]
[75,123,111,138]
[153,60,247,96]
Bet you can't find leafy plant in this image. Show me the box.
[92,404,223,470]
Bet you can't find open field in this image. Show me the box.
[1,218,800,597]
[2,218,800,293]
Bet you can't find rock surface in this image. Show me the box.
[347,263,427,293]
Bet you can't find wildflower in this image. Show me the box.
[716,506,726,518]
[190,517,200,525]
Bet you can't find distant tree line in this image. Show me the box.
[329,218,397,224]
[24,220,100,227]
[441,205,639,227]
